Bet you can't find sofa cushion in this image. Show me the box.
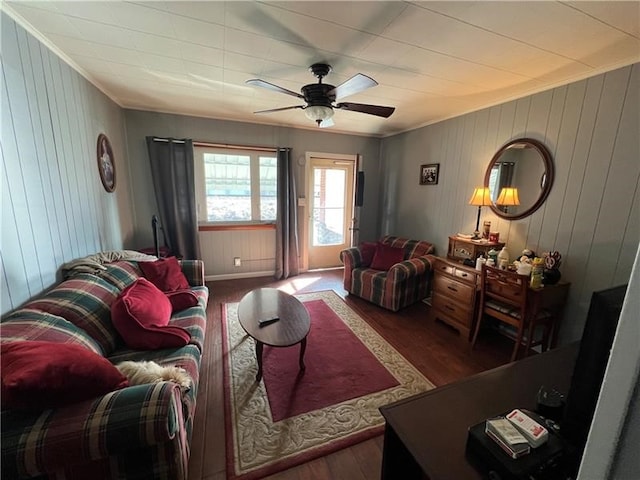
[359,241,377,266]
[23,273,121,354]
[0,309,104,356]
[112,278,190,350]
[99,260,144,291]
[164,286,208,353]
[1,341,128,410]
[382,235,434,259]
[166,290,199,313]
[371,243,404,270]
[168,315,205,354]
[140,257,190,292]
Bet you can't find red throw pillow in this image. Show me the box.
[166,290,199,313]
[359,241,377,266]
[139,257,190,292]
[112,278,190,350]
[370,243,405,270]
[1,341,129,410]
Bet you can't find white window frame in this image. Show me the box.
[194,145,277,225]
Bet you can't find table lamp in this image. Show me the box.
[496,187,520,213]
[468,187,492,240]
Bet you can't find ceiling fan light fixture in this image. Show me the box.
[304,105,334,126]
[246,64,393,127]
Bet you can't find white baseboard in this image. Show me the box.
[204,271,274,282]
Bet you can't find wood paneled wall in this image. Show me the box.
[199,229,276,279]
[381,64,639,342]
[1,13,134,314]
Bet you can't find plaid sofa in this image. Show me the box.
[340,236,435,311]
[0,259,208,480]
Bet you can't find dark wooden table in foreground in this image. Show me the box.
[237,287,311,381]
[380,344,579,479]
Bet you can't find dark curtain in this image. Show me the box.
[146,137,200,260]
[275,148,299,279]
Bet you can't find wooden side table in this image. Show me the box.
[447,236,505,263]
[528,282,571,349]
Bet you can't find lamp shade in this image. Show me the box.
[496,187,521,206]
[468,187,492,206]
[304,105,334,123]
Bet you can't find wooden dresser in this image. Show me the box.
[431,257,479,339]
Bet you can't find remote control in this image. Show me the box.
[258,317,280,327]
[506,409,548,447]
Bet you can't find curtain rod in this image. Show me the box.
[151,137,277,152]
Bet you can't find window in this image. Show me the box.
[194,146,277,223]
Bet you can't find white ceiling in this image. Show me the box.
[4,1,640,137]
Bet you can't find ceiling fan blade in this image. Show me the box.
[254,105,304,114]
[246,79,304,99]
[329,74,378,101]
[319,117,335,129]
[336,102,395,118]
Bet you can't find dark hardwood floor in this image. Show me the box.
[188,269,514,480]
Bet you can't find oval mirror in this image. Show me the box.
[484,138,554,220]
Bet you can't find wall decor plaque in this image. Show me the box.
[97,133,115,192]
[420,163,439,185]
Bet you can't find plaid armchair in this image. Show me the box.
[340,236,435,311]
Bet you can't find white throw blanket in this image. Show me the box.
[61,250,157,279]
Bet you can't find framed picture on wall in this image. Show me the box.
[97,133,116,192]
[420,163,439,185]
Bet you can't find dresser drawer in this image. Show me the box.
[434,259,477,285]
[434,261,455,276]
[454,268,475,283]
[433,274,474,303]
[450,239,474,260]
[432,292,473,328]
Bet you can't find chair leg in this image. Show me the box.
[511,323,526,362]
[471,312,484,349]
[523,321,536,358]
[541,323,552,352]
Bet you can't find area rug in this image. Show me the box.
[222,290,434,479]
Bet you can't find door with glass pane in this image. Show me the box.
[308,158,355,269]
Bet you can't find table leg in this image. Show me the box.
[255,341,264,382]
[299,337,307,372]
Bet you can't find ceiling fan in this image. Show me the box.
[246,63,395,128]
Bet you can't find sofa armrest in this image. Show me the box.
[2,382,184,478]
[340,247,363,269]
[179,259,205,286]
[340,248,364,291]
[388,256,433,281]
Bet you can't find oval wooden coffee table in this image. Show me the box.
[237,288,311,382]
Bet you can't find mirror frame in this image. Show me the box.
[484,138,554,221]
